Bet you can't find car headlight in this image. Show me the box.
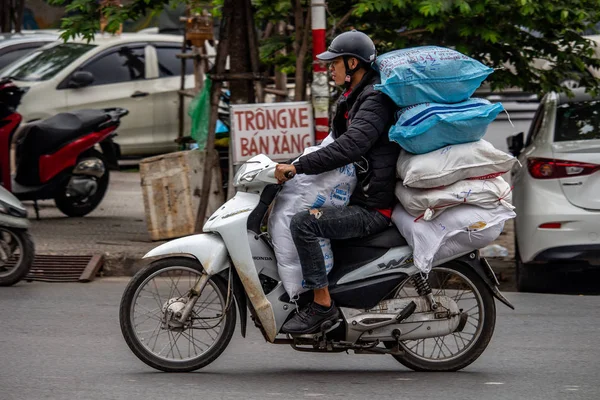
[233,164,261,187]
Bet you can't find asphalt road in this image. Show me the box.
[0,278,598,400]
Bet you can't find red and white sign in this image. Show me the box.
[230,102,314,164]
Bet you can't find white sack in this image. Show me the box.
[268,136,357,298]
[395,176,514,221]
[397,139,517,189]
[392,203,515,273]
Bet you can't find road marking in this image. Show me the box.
[304,394,325,397]
[484,382,505,385]
[396,378,415,381]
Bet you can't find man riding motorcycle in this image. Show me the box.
[275,30,401,334]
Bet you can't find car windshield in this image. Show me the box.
[555,101,600,142]
[0,42,95,82]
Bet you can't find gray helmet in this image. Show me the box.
[317,30,376,63]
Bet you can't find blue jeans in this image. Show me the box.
[289,206,390,290]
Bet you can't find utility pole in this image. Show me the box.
[310,0,329,143]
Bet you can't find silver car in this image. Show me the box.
[507,88,600,292]
[0,32,58,70]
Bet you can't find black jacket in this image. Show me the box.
[294,69,400,209]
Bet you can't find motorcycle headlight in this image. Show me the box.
[0,200,27,218]
[233,164,260,187]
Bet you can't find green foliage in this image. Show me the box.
[49,0,600,95]
[328,0,600,95]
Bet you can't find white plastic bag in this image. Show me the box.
[397,140,517,189]
[268,136,357,298]
[392,204,515,273]
[395,176,514,221]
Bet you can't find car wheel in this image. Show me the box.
[514,233,545,293]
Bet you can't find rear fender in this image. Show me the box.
[99,138,120,170]
[143,233,230,276]
[456,252,515,310]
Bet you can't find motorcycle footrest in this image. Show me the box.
[395,301,417,322]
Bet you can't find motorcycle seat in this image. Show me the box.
[32,109,110,153]
[329,226,409,285]
[335,226,408,249]
[14,109,110,186]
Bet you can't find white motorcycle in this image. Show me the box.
[119,154,514,372]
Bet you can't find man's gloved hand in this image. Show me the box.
[275,164,296,183]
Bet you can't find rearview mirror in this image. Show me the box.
[507,132,524,157]
[69,71,94,88]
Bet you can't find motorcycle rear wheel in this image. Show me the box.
[55,149,109,217]
[0,228,34,286]
[389,261,496,372]
[119,257,236,372]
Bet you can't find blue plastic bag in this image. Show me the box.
[389,98,504,154]
[373,46,494,106]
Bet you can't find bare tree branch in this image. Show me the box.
[327,7,356,37]
[398,28,428,37]
[262,21,274,40]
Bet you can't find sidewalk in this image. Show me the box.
[26,169,517,284]
[26,170,166,276]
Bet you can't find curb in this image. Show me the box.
[100,254,148,277]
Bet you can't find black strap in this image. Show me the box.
[343,56,361,88]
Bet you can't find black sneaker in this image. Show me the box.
[282,301,340,334]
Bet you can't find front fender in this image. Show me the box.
[143,233,230,276]
[0,214,30,230]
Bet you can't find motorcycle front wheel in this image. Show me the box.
[119,257,236,372]
[389,261,497,372]
[0,228,35,286]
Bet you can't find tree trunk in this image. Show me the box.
[244,0,264,102]
[0,0,10,32]
[229,0,254,104]
[294,1,311,101]
[275,21,288,102]
[13,0,25,33]
[194,0,233,232]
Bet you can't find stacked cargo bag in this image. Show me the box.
[397,139,517,189]
[373,46,517,272]
[388,98,504,154]
[395,139,518,220]
[374,46,494,106]
[392,142,517,272]
[392,204,516,273]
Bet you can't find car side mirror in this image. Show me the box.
[69,71,94,88]
[507,132,524,157]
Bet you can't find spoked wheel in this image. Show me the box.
[0,228,34,286]
[119,257,236,372]
[391,262,496,371]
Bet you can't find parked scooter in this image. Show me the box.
[119,154,514,373]
[0,185,34,286]
[0,78,128,218]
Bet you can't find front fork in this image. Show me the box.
[174,274,211,324]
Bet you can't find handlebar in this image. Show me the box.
[284,171,295,180]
